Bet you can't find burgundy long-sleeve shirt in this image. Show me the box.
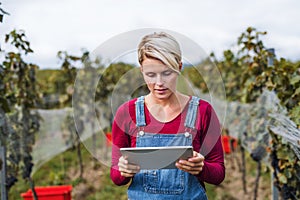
[110,97,225,187]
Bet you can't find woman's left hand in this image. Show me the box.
[176,151,204,175]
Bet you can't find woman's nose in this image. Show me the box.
[155,75,164,85]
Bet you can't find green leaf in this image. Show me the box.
[290,75,300,85]
[0,97,11,112]
[290,104,300,126]
[293,87,300,96]
[5,33,9,43]
[278,173,288,184]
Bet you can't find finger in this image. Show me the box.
[176,162,203,174]
[178,159,203,167]
[118,157,128,169]
[119,163,140,172]
[176,165,203,174]
[189,152,204,162]
[119,167,140,176]
[176,160,204,174]
[193,151,198,157]
[189,170,203,175]
[118,156,139,169]
[177,161,203,170]
[118,157,140,175]
[120,171,136,178]
[119,156,128,164]
[193,151,204,159]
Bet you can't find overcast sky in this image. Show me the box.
[1,0,300,69]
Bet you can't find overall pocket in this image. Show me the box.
[143,169,185,195]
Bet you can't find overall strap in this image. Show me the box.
[135,95,200,128]
[184,96,201,129]
[135,96,146,127]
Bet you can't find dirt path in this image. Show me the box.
[214,153,271,200]
[68,160,105,200]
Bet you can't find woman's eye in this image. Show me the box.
[162,71,173,76]
[146,73,155,77]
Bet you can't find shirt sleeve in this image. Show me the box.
[110,102,132,186]
[196,103,225,185]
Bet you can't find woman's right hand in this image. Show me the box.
[118,156,140,177]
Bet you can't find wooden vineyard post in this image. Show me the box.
[0,144,8,200]
[267,48,279,200]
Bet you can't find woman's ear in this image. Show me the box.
[179,61,183,71]
[140,65,143,72]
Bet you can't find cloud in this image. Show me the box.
[1,0,300,69]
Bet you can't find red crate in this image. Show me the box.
[105,132,112,147]
[21,185,72,200]
[222,135,231,154]
[221,135,238,154]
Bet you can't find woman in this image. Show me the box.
[110,32,225,199]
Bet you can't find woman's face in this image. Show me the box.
[141,58,179,100]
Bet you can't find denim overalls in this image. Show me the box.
[128,96,208,200]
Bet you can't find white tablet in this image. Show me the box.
[120,146,193,169]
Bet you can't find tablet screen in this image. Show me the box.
[120,146,193,169]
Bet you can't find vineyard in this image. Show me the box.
[1,5,300,200]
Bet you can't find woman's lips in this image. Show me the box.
[155,88,168,93]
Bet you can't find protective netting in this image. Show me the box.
[224,89,300,160]
[32,108,70,173]
[32,104,111,173]
[269,110,300,160]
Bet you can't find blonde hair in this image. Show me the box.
[138,32,182,73]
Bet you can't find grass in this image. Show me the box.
[10,144,84,198]
[85,170,128,200]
